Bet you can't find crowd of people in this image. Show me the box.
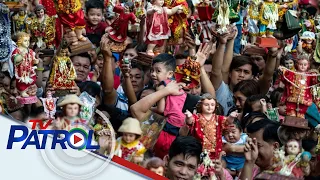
[1,0,320,179]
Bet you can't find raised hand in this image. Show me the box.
[244,138,259,163]
[100,34,113,58]
[196,43,212,66]
[165,80,185,96]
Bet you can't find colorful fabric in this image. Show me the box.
[0,3,12,63]
[59,9,86,29]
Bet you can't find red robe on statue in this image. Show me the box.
[39,0,62,47]
[189,114,227,160]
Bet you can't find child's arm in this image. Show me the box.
[226,110,239,124]
[223,143,245,154]
[165,5,183,16]
[155,85,166,114]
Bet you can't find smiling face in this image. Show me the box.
[87,8,103,26]
[164,154,198,180]
[201,99,216,115]
[151,63,173,86]
[296,59,309,72]
[122,133,137,144]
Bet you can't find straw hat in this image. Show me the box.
[57,94,84,107]
[300,31,315,40]
[118,117,142,135]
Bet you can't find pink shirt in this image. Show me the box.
[163,80,187,128]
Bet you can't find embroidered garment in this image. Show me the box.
[115,137,146,162]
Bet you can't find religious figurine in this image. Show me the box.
[196,0,215,42]
[248,0,261,43]
[11,32,39,104]
[259,0,279,38]
[40,91,58,119]
[30,5,56,49]
[278,55,319,119]
[106,2,137,52]
[79,91,96,123]
[12,7,31,33]
[54,94,86,131]
[185,93,238,160]
[299,9,315,33]
[274,139,311,178]
[297,31,316,55]
[115,117,146,165]
[194,150,218,180]
[164,0,189,45]
[175,56,201,89]
[145,0,182,56]
[140,122,160,149]
[212,0,239,34]
[48,44,77,93]
[0,2,12,63]
[55,0,87,46]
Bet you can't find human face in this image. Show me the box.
[42,70,50,90]
[201,99,216,115]
[285,59,294,70]
[164,154,198,180]
[286,140,300,155]
[36,9,45,18]
[65,104,80,117]
[234,91,247,112]
[21,36,30,48]
[123,48,138,60]
[150,167,164,176]
[251,55,265,72]
[229,64,253,87]
[224,126,241,143]
[96,54,104,70]
[248,129,279,170]
[72,56,91,81]
[19,10,25,16]
[188,85,201,96]
[151,63,173,85]
[122,133,136,144]
[10,79,18,97]
[87,8,103,26]
[130,68,144,93]
[296,59,309,72]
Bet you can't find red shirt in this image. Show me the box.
[85,21,108,36]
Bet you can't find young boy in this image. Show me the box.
[85,0,108,38]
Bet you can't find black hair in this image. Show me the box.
[242,94,267,122]
[302,139,317,152]
[77,81,101,98]
[85,0,104,12]
[168,136,202,163]
[71,52,92,64]
[186,0,195,15]
[131,61,145,79]
[152,53,176,72]
[242,111,269,130]
[86,34,101,47]
[233,80,261,96]
[280,54,295,66]
[230,55,259,77]
[223,119,242,133]
[270,88,284,108]
[246,119,282,146]
[35,4,45,13]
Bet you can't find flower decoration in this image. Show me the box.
[175,57,201,89]
[194,150,217,180]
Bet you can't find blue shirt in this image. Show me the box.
[216,82,235,116]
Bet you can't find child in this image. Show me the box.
[115,117,146,164]
[222,120,248,177]
[151,54,198,159]
[143,157,165,176]
[85,0,108,38]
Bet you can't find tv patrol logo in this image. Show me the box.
[7,119,99,150]
[5,110,116,179]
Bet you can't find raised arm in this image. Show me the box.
[210,33,228,90]
[222,27,237,83]
[258,47,278,94]
[101,35,117,105]
[121,63,137,107]
[130,81,184,121]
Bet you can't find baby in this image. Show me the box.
[222,120,248,177]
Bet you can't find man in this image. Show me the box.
[164,136,202,180]
[71,52,91,82]
[210,27,278,115]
